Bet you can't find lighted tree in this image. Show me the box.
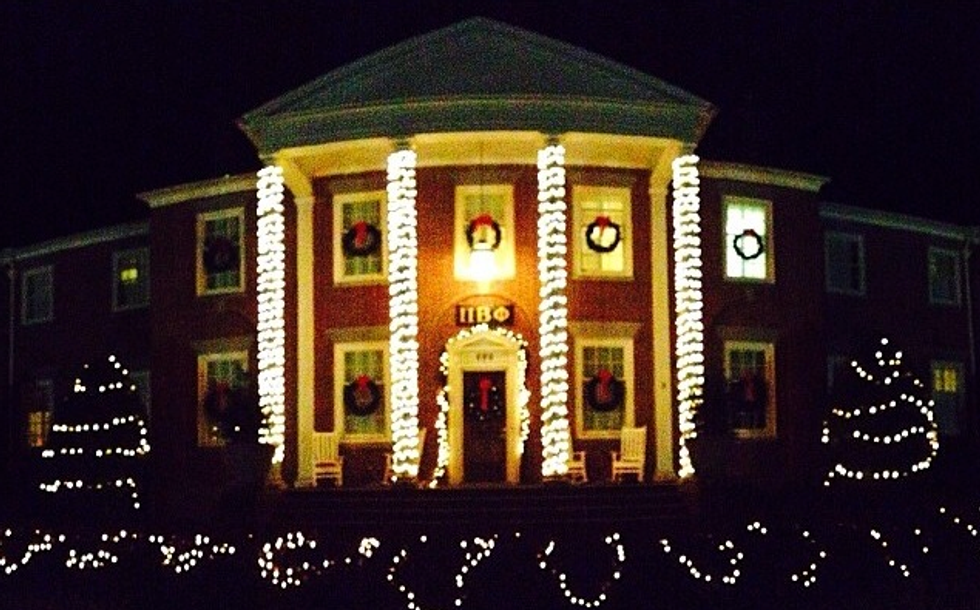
[38,355,149,524]
[822,337,939,485]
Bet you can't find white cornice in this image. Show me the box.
[3,222,148,262]
[137,174,256,208]
[700,161,829,192]
[820,202,978,241]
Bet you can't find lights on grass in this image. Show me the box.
[537,140,571,478]
[387,534,498,610]
[256,165,287,463]
[387,146,422,481]
[154,533,236,574]
[670,154,704,479]
[537,533,625,607]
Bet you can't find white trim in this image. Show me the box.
[294,196,316,487]
[332,190,388,285]
[333,341,391,444]
[21,265,54,325]
[138,174,256,209]
[700,161,828,192]
[196,208,246,296]
[571,185,633,279]
[723,340,777,439]
[824,231,865,296]
[649,178,675,481]
[574,337,635,440]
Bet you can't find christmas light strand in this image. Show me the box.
[670,155,704,479]
[387,534,498,610]
[256,165,287,462]
[387,147,422,481]
[537,533,625,608]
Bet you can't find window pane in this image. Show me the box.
[342,199,383,277]
[929,251,959,304]
[582,345,625,432]
[725,200,768,280]
[727,346,769,432]
[343,349,386,436]
[579,195,626,273]
[115,249,149,309]
[203,215,242,291]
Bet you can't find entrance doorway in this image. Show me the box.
[462,371,507,482]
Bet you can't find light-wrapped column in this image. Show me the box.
[256,165,287,463]
[671,155,704,478]
[537,142,572,478]
[386,147,421,480]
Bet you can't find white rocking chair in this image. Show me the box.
[383,427,427,485]
[313,432,344,487]
[610,426,647,483]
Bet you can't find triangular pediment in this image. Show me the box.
[451,331,521,354]
[239,18,714,154]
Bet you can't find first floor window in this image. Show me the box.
[931,360,964,436]
[22,266,54,324]
[197,209,245,295]
[575,338,634,439]
[26,378,54,448]
[334,342,389,443]
[724,196,772,282]
[197,352,248,446]
[724,341,776,438]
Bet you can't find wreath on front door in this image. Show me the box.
[342,221,382,257]
[203,236,240,274]
[464,375,504,421]
[732,229,765,260]
[465,214,503,251]
[584,369,624,412]
[585,216,622,253]
[343,375,382,416]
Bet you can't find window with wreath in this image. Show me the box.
[333,191,386,284]
[572,185,633,278]
[26,378,54,448]
[334,342,388,443]
[724,197,772,282]
[724,340,776,438]
[454,184,515,281]
[928,248,961,306]
[22,265,54,325]
[197,209,244,295]
[113,248,150,310]
[825,232,865,295]
[931,360,964,436]
[575,338,634,439]
[197,352,249,446]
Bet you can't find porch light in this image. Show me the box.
[468,242,497,281]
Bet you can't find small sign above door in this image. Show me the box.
[455,299,514,327]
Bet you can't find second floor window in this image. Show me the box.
[333,192,386,284]
[724,197,772,282]
[197,209,245,295]
[928,248,961,306]
[22,266,54,325]
[454,184,515,281]
[113,248,150,310]
[825,232,865,295]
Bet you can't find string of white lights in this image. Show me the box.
[387,147,422,480]
[537,141,571,478]
[670,154,704,479]
[537,533,625,608]
[387,534,499,610]
[256,165,287,463]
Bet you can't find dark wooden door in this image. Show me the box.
[462,371,507,483]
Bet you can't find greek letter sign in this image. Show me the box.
[455,301,514,327]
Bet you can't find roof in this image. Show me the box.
[700,161,829,192]
[820,202,979,242]
[137,174,256,209]
[1,222,148,263]
[239,17,715,155]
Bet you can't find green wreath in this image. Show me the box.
[465,214,502,251]
[342,221,382,257]
[584,369,624,412]
[733,229,764,260]
[203,236,240,273]
[344,375,382,416]
[585,216,622,253]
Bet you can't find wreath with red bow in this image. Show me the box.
[584,369,624,412]
[465,214,502,251]
[733,229,765,260]
[464,375,504,421]
[343,375,382,416]
[585,216,622,253]
[203,236,240,274]
[342,221,382,257]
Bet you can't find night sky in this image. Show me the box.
[2,2,977,249]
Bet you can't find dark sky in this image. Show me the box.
[2,2,977,249]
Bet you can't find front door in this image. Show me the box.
[462,371,507,483]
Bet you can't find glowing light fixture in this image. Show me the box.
[671,154,704,479]
[386,146,422,480]
[537,141,571,478]
[256,165,287,463]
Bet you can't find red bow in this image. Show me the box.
[595,216,611,236]
[596,369,614,403]
[351,221,369,247]
[355,374,372,391]
[471,214,494,228]
[479,377,493,412]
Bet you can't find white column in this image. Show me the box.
[293,195,316,487]
[649,183,676,480]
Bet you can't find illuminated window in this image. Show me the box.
[113,248,150,310]
[572,185,633,278]
[825,232,865,295]
[724,341,776,438]
[928,248,961,306]
[931,360,964,436]
[575,338,634,440]
[21,266,53,325]
[454,184,515,281]
[197,209,245,295]
[334,342,389,443]
[333,191,386,284]
[724,197,772,281]
[197,352,248,446]
[26,379,54,448]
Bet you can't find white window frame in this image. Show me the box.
[332,191,388,285]
[196,208,246,296]
[723,196,774,282]
[723,340,777,439]
[574,337,635,440]
[928,247,961,306]
[113,247,150,311]
[824,232,865,296]
[196,351,248,447]
[572,185,633,279]
[931,360,964,436]
[21,265,54,325]
[453,184,515,281]
[333,341,390,444]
